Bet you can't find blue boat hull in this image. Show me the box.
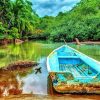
[47,45,100,93]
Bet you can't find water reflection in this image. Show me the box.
[0,42,63,67]
[18,57,48,95]
[70,44,100,61]
[0,58,48,96]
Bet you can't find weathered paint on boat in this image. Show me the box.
[47,45,100,94]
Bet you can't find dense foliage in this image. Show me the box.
[0,0,39,40]
[37,0,100,42]
[0,0,100,42]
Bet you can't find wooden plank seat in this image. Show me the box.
[59,64,92,77]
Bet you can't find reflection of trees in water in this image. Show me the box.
[0,42,100,67]
[0,53,6,58]
[0,42,63,67]
[72,45,100,61]
[0,67,33,96]
[0,42,49,66]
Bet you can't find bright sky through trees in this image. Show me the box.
[32,0,80,17]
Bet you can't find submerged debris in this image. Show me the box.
[0,60,39,71]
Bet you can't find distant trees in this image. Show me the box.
[35,0,100,42]
[0,0,39,41]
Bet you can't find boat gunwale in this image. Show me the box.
[47,45,65,72]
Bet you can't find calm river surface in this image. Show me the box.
[0,41,100,98]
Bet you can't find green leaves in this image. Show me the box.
[8,27,20,39]
[0,22,6,39]
[0,0,99,41]
[38,0,100,42]
[0,0,39,40]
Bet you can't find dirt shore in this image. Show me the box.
[0,94,100,100]
[81,41,100,44]
[71,41,100,45]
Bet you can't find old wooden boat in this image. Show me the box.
[47,45,100,94]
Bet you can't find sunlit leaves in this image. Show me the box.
[8,27,20,39]
[0,0,39,39]
[39,0,100,41]
[0,0,99,41]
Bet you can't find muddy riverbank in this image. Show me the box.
[0,94,100,100]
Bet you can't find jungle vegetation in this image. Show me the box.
[0,0,100,43]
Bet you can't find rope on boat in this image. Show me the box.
[63,38,67,45]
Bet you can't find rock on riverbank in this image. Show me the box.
[0,60,39,71]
